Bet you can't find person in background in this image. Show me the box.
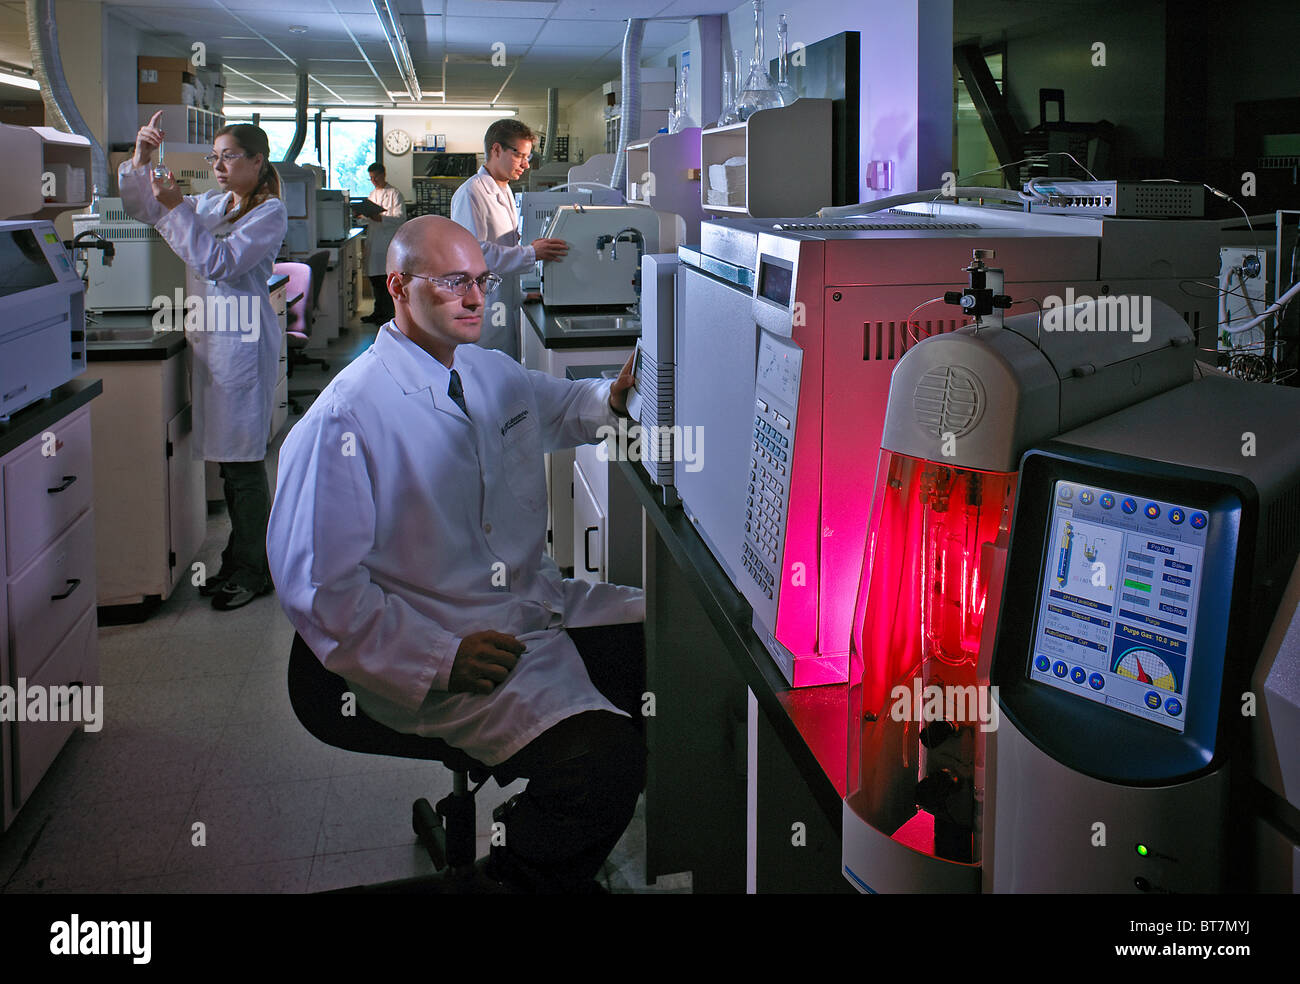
[361,162,406,326]
[120,114,288,611]
[450,119,568,359]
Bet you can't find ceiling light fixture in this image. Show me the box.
[0,71,39,91]
[226,104,516,120]
[371,0,421,102]
[288,25,308,34]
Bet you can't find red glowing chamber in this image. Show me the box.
[847,450,1016,866]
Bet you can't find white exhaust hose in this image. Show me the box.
[609,18,644,195]
[818,186,1024,218]
[26,0,108,199]
[542,87,558,165]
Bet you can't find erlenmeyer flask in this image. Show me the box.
[737,0,784,120]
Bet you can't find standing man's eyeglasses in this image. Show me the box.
[500,144,532,162]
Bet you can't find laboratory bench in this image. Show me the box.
[0,379,102,832]
[616,458,853,893]
[83,274,289,611]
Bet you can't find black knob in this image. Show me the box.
[919,720,958,748]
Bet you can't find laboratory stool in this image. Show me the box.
[287,632,502,890]
[288,622,646,892]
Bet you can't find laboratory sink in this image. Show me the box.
[553,314,641,334]
[84,326,160,342]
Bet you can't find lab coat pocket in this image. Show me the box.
[500,411,545,514]
[201,321,262,391]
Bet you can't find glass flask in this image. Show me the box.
[670,62,697,133]
[776,14,797,106]
[717,47,740,126]
[737,0,785,120]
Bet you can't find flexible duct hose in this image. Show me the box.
[284,73,309,162]
[542,87,558,165]
[26,0,108,198]
[609,18,644,195]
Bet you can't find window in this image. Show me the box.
[219,115,377,194]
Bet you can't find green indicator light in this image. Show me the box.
[1136,844,1149,857]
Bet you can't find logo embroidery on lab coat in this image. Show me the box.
[500,409,529,436]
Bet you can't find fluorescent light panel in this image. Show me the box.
[0,71,40,91]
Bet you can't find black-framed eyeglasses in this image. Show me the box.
[500,143,532,163]
[403,271,502,296]
[204,151,248,166]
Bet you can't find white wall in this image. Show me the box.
[379,107,547,201]
[721,0,952,201]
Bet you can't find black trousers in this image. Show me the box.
[491,622,647,891]
[368,275,394,321]
[217,459,271,589]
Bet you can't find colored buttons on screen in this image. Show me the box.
[1079,490,1094,505]
[1053,661,1069,678]
[1088,672,1105,690]
[1100,494,1115,509]
[1144,690,1162,710]
[1059,486,1073,501]
[1169,508,1184,525]
[1035,655,1051,672]
[1190,512,1207,530]
[1122,498,1138,514]
[1144,503,1161,520]
[1165,697,1182,716]
[1070,666,1087,684]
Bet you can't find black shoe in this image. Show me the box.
[211,577,273,611]
[197,572,231,597]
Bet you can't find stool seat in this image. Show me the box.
[287,632,492,781]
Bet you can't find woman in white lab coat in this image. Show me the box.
[120,116,289,611]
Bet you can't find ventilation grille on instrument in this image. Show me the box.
[913,366,985,439]
[1264,480,1300,573]
[773,220,980,232]
[863,320,963,361]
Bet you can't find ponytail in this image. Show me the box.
[215,123,281,224]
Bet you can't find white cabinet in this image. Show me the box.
[1,394,100,831]
[90,348,205,607]
[574,439,642,589]
[521,322,633,570]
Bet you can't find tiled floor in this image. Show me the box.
[0,316,688,895]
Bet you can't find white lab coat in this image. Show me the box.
[450,167,534,359]
[118,162,288,461]
[363,185,405,278]
[266,324,643,766]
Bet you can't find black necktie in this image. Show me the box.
[448,369,470,419]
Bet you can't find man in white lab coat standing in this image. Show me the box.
[267,215,644,892]
[450,119,568,360]
[361,162,405,326]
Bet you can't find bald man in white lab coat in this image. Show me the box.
[450,118,568,360]
[267,215,643,892]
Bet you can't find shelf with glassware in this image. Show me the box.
[625,128,704,244]
[699,98,831,218]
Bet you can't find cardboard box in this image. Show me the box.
[138,56,194,104]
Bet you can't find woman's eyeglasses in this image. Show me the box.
[204,152,248,166]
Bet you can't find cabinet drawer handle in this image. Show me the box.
[51,578,81,601]
[47,475,77,494]
[583,526,600,573]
